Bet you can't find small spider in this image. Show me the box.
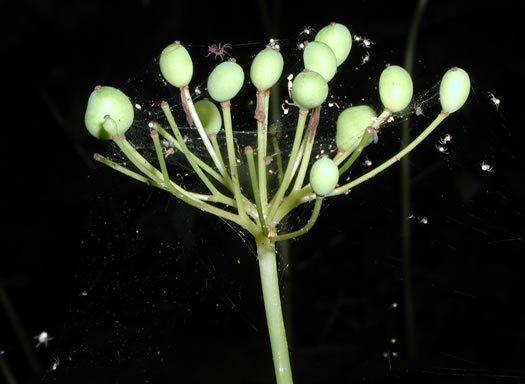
[480,161,494,172]
[268,38,280,50]
[360,51,371,66]
[281,102,290,115]
[205,43,232,60]
[286,73,294,98]
[438,133,452,145]
[408,214,428,224]
[362,38,373,48]
[435,143,448,154]
[412,100,427,116]
[300,26,315,36]
[354,35,373,48]
[296,40,306,51]
[487,92,500,110]
[50,356,60,371]
[35,331,53,348]
[367,126,379,144]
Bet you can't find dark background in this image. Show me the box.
[2,1,524,383]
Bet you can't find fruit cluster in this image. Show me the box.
[84,22,471,384]
[85,22,470,236]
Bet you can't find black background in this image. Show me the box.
[2,1,524,383]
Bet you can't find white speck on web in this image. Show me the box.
[487,92,500,110]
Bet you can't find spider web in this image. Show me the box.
[102,30,448,202]
[42,23,525,384]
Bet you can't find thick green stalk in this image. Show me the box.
[256,235,293,384]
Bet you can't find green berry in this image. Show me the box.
[159,42,193,88]
[291,70,328,110]
[250,47,284,91]
[84,86,134,140]
[207,60,245,102]
[379,65,413,113]
[439,67,470,114]
[195,98,222,135]
[314,22,352,67]
[303,41,338,82]
[310,157,339,196]
[336,105,376,151]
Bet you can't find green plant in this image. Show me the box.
[85,22,470,384]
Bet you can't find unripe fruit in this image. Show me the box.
[379,65,413,113]
[84,86,134,140]
[250,47,284,91]
[303,41,338,82]
[159,42,193,88]
[195,98,222,135]
[314,22,352,67]
[336,105,376,151]
[291,70,328,110]
[439,67,470,114]
[310,157,339,196]
[207,60,245,102]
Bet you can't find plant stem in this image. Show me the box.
[246,146,268,235]
[0,354,17,384]
[150,129,179,195]
[160,102,223,196]
[331,112,447,196]
[256,235,293,384]
[338,127,374,175]
[402,0,428,360]
[153,123,226,186]
[270,122,284,184]
[273,197,323,242]
[292,106,321,192]
[221,101,249,222]
[181,86,229,179]
[256,90,270,216]
[267,109,308,223]
[94,153,158,186]
[272,111,448,220]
